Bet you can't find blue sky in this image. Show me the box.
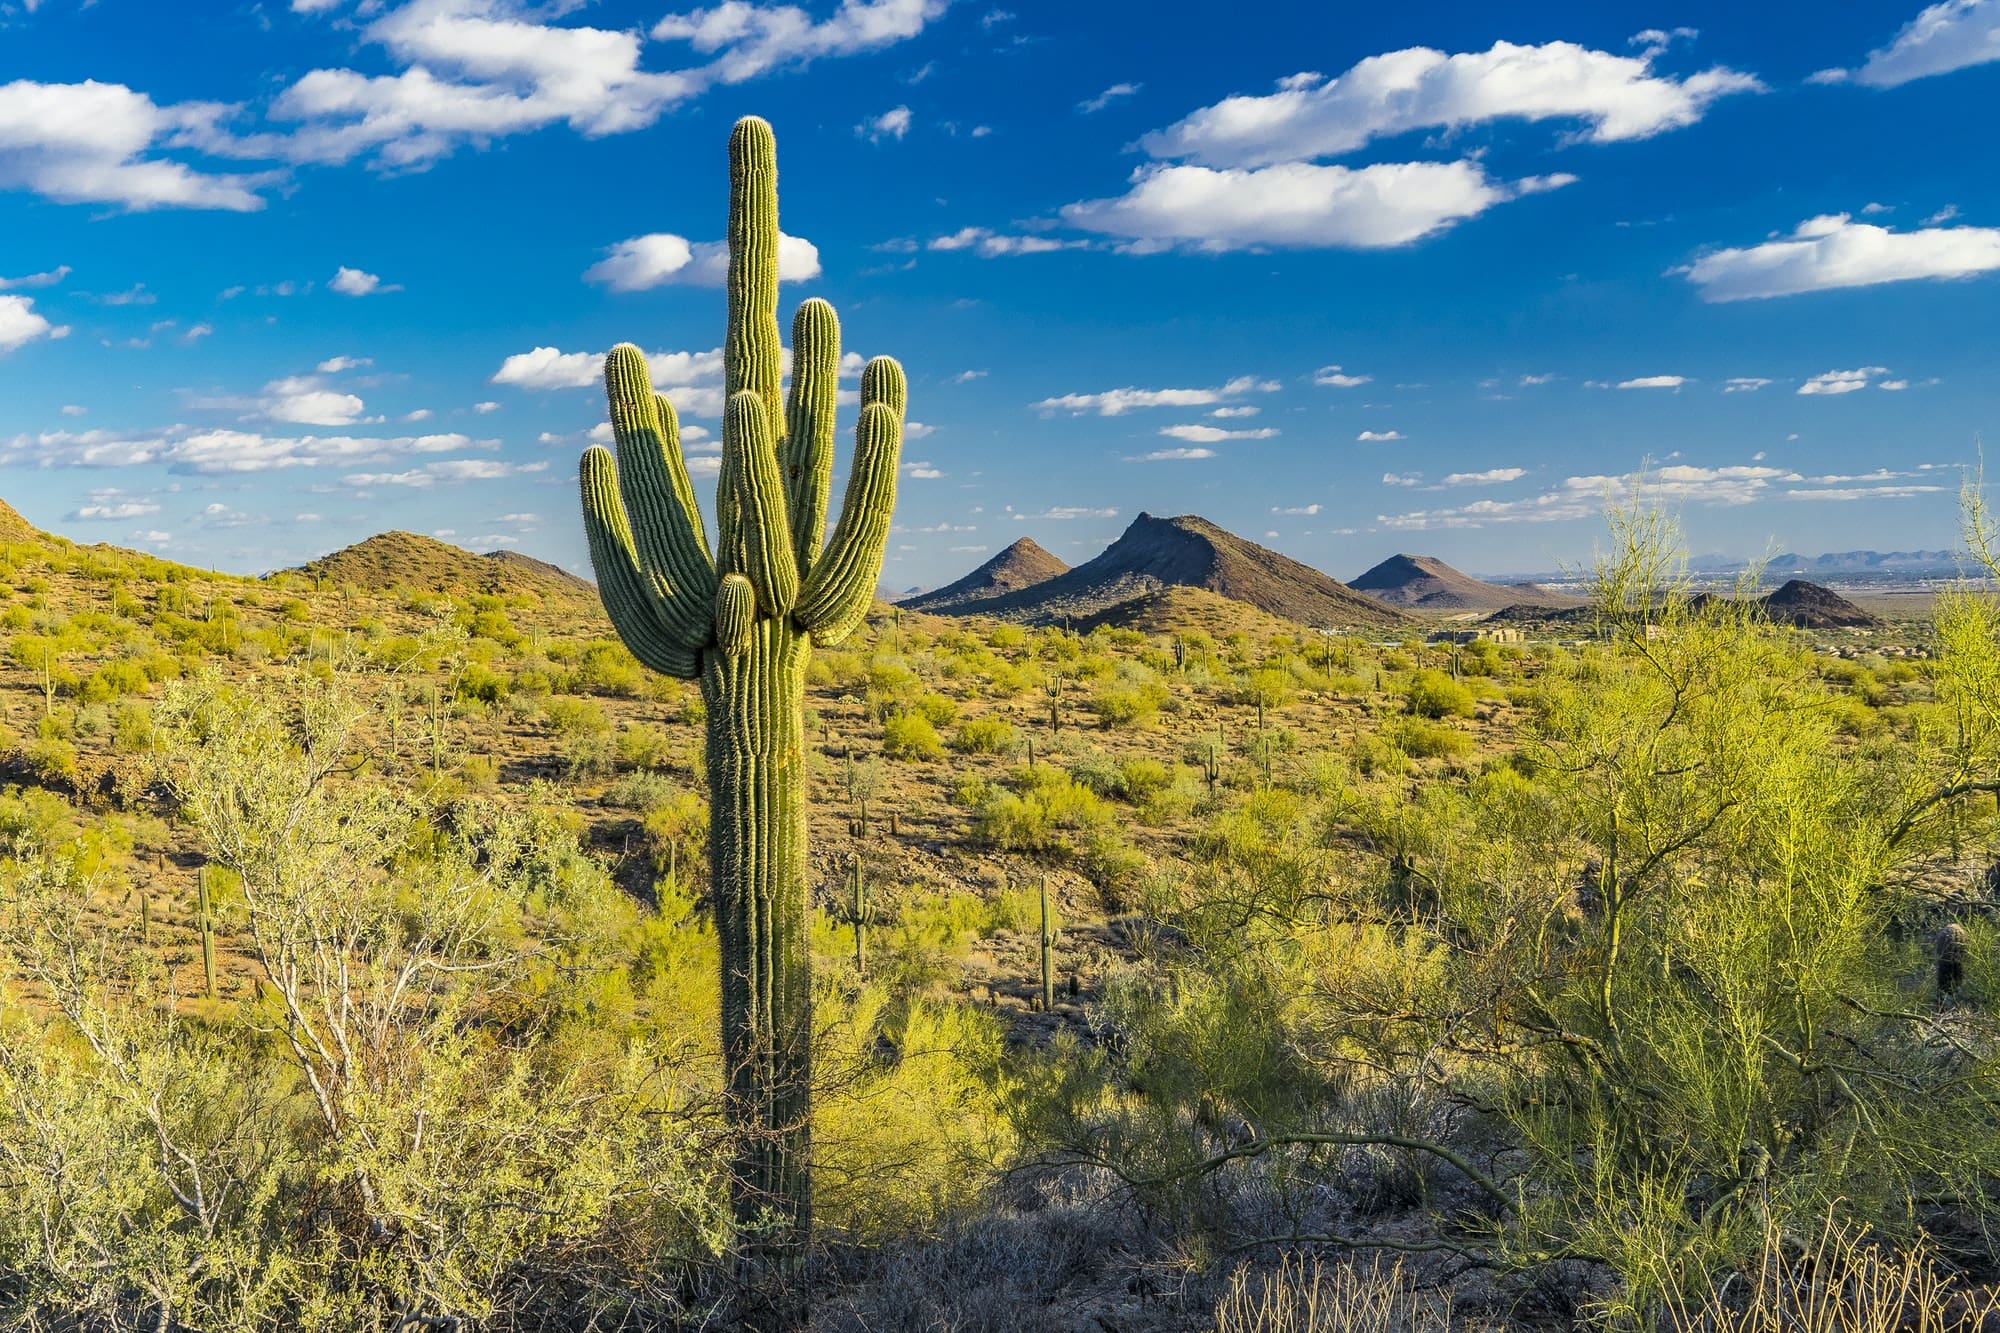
[1,0,1996,585]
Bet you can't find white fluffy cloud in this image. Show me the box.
[70,494,161,520]
[1816,0,2000,86]
[1158,424,1278,443]
[1,425,486,473]
[260,375,369,425]
[1357,429,1403,441]
[268,0,696,169]
[1377,466,1762,528]
[1313,365,1371,387]
[261,0,945,171]
[1724,377,1773,392]
[1441,467,1526,486]
[330,266,400,295]
[1033,375,1279,416]
[491,344,728,416]
[0,265,70,290]
[1615,374,1687,389]
[1079,82,1142,113]
[0,78,273,210]
[1798,366,1898,395]
[1062,160,1575,252]
[1680,213,2000,301]
[585,231,820,291]
[856,105,912,141]
[653,0,948,86]
[1016,506,1117,521]
[344,457,546,487]
[1128,447,1216,461]
[928,227,1087,256]
[0,295,69,351]
[1138,40,1761,169]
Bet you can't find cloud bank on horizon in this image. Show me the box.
[0,0,1995,580]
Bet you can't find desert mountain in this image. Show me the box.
[293,531,597,603]
[902,537,1069,612]
[922,513,1403,629]
[1350,553,1585,612]
[1761,579,1881,629]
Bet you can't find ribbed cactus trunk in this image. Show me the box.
[578,116,904,1282]
[703,617,812,1231]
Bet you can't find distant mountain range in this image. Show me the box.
[1491,549,1966,584]
[905,513,1404,629]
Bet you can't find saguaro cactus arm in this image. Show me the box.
[579,448,706,679]
[728,391,799,615]
[794,381,904,644]
[782,297,841,568]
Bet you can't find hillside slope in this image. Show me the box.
[903,538,1068,612]
[1352,553,1584,611]
[926,513,1403,629]
[1762,579,1882,629]
[293,531,597,603]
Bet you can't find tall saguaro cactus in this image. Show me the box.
[579,117,904,1258]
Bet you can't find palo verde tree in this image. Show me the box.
[578,117,905,1265]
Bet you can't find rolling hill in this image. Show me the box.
[1350,553,1584,612]
[918,512,1404,629]
[292,531,597,603]
[1761,579,1882,629]
[902,537,1069,612]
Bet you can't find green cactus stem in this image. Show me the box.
[196,865,216,1000]
[579,116,904,1264]
[1039,872,1061,1014]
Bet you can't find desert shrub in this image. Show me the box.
[111,703,152,754]
[616,722,676,771]
[642,789,709,877]
[1234,667,1297,712]
[458,753,501,791]
[970,768,1115,854]
[1384,717,1471,759]
[1088,676,1169,729]
[24,736,77,785]
[573,640,646,698]
[882,713,944,760]
[603,769,679,813]
[458,661,509,703]
[1404,668,1474,719]
[812,987,1014,1241]
[952,717,1016,754]
[911,692,957,727]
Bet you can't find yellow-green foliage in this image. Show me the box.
[951,716,1017,754]
[881,712,944,760]
[1403,668,1474,719]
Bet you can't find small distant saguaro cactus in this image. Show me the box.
[1039,872,1061,1013]
[833,855,875,977]
[579,117,904,1262]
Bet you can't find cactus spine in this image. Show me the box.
[579,116,904,1262]
[1039,872,1061,1014]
